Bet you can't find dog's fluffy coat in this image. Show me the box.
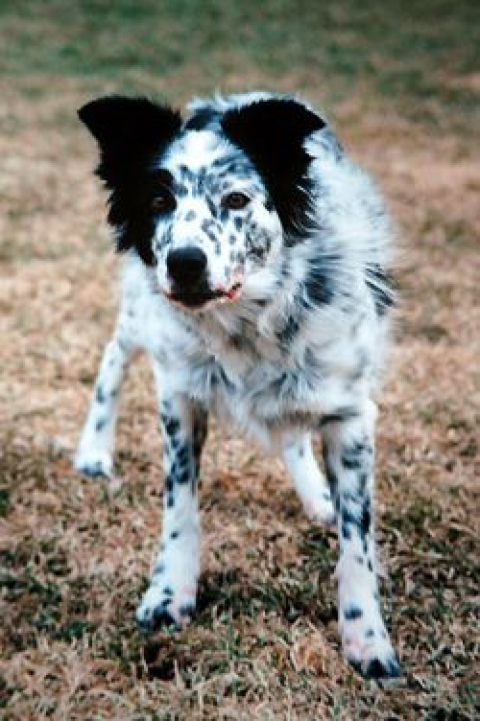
[75,92,400,678]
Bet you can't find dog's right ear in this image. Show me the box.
[78,96,182,178]
[221,98,326,240]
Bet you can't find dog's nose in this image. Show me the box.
[166,246,208,285]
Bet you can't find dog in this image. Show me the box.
[74,92,400,678]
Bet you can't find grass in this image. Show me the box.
[0,1,479,129]
[1,1,479,718]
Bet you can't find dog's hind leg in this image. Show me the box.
[74,324,134,480]
[321,399,400,678]
[282,431,335,526]
[136,364,207,630]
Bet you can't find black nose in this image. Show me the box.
[166,246,208,285]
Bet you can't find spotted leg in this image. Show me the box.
[136,377,208,630]
[282,431,335,525]
[74,328,134,479]
[321,400,400,678]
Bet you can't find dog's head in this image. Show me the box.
[79,94,326,311]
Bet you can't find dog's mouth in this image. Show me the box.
[164,282,243,310]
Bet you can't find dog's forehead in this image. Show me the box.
[162,129,234,173]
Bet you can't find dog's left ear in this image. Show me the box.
[221,98,325,238]
[78,95,182,183]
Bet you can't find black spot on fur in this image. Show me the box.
[95,418,106,432]
[342,506,359,530]
[341,451,362,471]
[221,98,325,241]
[184,107,219,131]
[78,95,182,265]
[176,444,190,466]
[366,264,394,316]
[148,609,178,631]
[179,601,196,618]
[358,473,368,495]
[174,182,189,198]
[164,417,180,437]
[201,219,218,244]
[95,386,106,403]
[323,454,339,508]
[364,656,401,679]
[77,461,109,479]
[216,366,236,393]
[341,441,373,472]
[205,196,218,219]
[303,258,336,307]
[177,468,191,485]
[169,435,180,452]
[277,315,300,348]
[170,531,180,539]
[344,605,363,620]
[318,408,359,427]
[360,498,372,537]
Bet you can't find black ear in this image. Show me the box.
[221,98,325,240]
[78,96,182,266]
[78,95,182,181]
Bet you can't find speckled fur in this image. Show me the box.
[75,92,399,678]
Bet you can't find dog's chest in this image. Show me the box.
[173,314,361,431]
[122,266,369,430]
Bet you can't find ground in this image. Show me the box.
[0,1,479,719]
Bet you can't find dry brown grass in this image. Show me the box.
[1,4,480,718]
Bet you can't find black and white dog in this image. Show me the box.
[75,92,400,678]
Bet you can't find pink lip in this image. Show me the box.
[221,282,242,301]
[163,282,243,310]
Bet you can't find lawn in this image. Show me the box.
[0,1,479,718]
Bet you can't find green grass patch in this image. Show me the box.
[0,0,478,131]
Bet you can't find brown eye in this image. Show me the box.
[152,192,176,214]
[222,192,251,210]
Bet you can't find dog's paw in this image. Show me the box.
[304,491,335,526]
[74,447,114,480]
[136,583,196,631]
[341,618,400,679]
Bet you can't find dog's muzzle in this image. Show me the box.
[165,245,241,310]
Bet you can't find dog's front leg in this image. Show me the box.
[321,400,400,678]
[282,431,335,525]
[136,387,207,630]
[75,329,134,479]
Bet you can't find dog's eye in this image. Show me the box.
[152,192,176,214]
[222,192,251,210]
